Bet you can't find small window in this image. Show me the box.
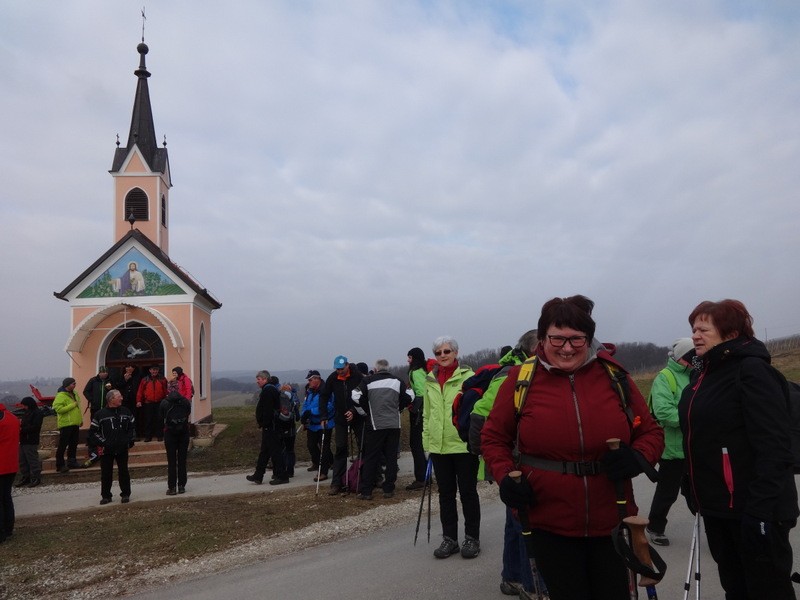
[161,194,167,227]
[125,188,149,221]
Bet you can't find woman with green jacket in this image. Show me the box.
[406,347,429,490]
[422,336,479,560]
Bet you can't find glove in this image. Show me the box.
[601,442,644,482]
[499,474,535,510]
[741,514,772,560]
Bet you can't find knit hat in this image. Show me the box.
[62,377,76,388]
[333,355,348,369]
[172,366,184,376]
[306,370,321,380]
[20,396,38,410]
[98,366,108,374]
[670,338,694,362]
[356,362,369,376]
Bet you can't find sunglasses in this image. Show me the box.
[434,349,453,356]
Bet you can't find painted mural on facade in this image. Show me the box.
[78,248,185,298]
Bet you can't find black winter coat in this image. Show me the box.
[679,337,798,522]
[255,384,281,430]
[319,366,363,422]
[19,403,44,445]
[89,406,136,454]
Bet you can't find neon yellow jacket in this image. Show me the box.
[422,363,473,454]
[52,390,83,428]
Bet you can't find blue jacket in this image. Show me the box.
[301,388,335,431]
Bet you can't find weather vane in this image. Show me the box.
[141,7,146,42]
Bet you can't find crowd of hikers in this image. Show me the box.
[2,294,799,600]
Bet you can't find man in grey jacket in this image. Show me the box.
[351,359,410,500]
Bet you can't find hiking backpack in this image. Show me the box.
[277,387,300,425]
[451,363,513,443]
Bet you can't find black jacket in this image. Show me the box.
[88,406,136,454]
[319,365,363,422]
[679,337,798,522]
[84,376,111,413]
[19,398,44,445]
[255,384,281,430]
[159,392,192,432]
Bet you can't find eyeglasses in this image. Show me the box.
[434,349,453,356]
[547,335,588,348]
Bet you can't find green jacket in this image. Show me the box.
[52,389,84,429]
[423,363,473,454]
[650,357,691,460]
[409,367,427,398]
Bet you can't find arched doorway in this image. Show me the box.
[103,321,165,382]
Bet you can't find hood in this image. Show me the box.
[702,336,770,369]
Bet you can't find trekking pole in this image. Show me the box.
[682,513,699,600]
[414,456,433,545]
[356,420,366,494]
[426,457,432,543]
[315,429,325,496]
[694,514,701,600]
[608,438,639,600]
[509,470,544,600]
[623,516,660,600]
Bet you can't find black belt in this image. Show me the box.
[516,454,603,476]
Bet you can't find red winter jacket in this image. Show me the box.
[136,377,168,405]
[0,404,21,475]
[482,350,663,538]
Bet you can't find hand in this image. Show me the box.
[320,420,328,428]
[345,410,353,422]
[741,514,772,560]
[499,473,535,510]
[601,441,644,482]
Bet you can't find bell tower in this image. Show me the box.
[109,41,172,254]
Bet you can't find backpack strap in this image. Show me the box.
[599,360,635,428]
[513,356,539,418]
[661,368,677,395]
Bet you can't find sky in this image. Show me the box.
[1,1,799,380]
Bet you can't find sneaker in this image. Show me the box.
[500,580,522,596]
[166,488,177,496]
[356,493,373,501]
[178,487,186,494]
[246,474,263,485]
[100,498,112,505]
[121,497,130,504]
[433,536,460,559]
[460,535,480,559]
[313,474,328,482]
[646,527,670,546]
[328,486,342,496]
[405,480,426,491]
[269,477,290,485]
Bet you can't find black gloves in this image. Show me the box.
[499,474,535,510]
[741,514,773,560]
[602,442,645,482]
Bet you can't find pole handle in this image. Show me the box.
[624,516,660,587]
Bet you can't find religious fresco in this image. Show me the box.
[77,248,185,298]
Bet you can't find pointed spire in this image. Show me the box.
[110,40,168,175]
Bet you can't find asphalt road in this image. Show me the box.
[126,475,800,600]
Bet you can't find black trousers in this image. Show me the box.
[430,452,480,541]
[100,450,131,500]
[306,428,333,475]
[529,528,628,600]
[142,403,163,440]
[164,428,190,489]
[0,473,14,541]
[647,457,684,534]
[704,515,796,600]
[408,411,427,482]
[359,428,400,495]
[56,425,80,469]
[281,434,296,477]
[254,427,287,480]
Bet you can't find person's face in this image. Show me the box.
[99,372,108,380]
[692,315,731,357]
[149,367,159,377]
[256,375,268,388]
[129,263,137,272]
[543,325,590,372]
[172,370,179,378]
[108,392,122,407]
[336,364,348,376]
[308,376,321,390]
[66,382,76,392]
[407,355,413,365]
[125,366,134,375]
[434,343,457,367]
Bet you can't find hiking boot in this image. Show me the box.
[460,535,480,558]
[646,527,670,546]
[58,466,70,474]
[166,488,177,496]
[500,580,522,596]
[246,474,263,485]
[28,478,41,488]
[405,480,426,491]
[178,487,186,494]
[121,497,130,504]
[99,498,112,505]
[433,536,460,559]
[307,464,318,472]
[269,477,290,485]
[14,478,30,488]
[314,474,328,482]
[356,493,373,501]
[328,486,342,496]
[382,491,394,499]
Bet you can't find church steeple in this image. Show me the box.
[109,40,172,252]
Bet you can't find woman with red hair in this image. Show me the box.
[679,299,798,599]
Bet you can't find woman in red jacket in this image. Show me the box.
[0,402,20,543]
[482,295,663,600]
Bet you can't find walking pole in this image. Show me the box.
[315,429,325,496]
[623,516,661,600]
[608,439,639,600]
[355,420,366,494]
[694,515,701,600]
[509,470,544,600]
[414,456,433,545]
[682,513,699,600]
[426,456,432,543]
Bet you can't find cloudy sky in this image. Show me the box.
[2,1,799,380]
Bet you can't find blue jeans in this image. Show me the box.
[502,507,549,593]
